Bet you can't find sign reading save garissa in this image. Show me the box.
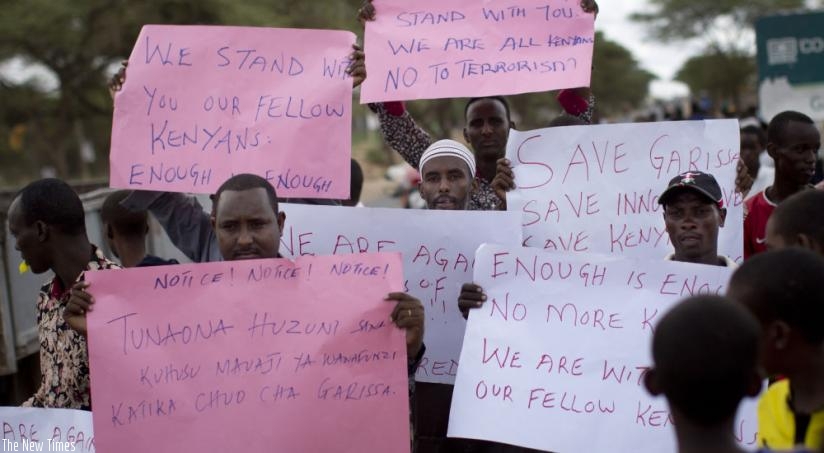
[756,11,824,121]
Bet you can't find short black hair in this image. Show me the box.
[213,174,278,214]
[464,96,511,122]
[770,190,824,248]
[16,178,86,235]
[729,248,824,345]
[349,159,364,206]
[740,125,767,148]
[767,111,814,147]
[652,295,761,426]
[101,190,148,238]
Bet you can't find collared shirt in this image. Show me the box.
[22,246,120,409]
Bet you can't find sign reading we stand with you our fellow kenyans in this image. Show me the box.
[110,25,355,198]
[86,253,410,453]
[361,0,595,102]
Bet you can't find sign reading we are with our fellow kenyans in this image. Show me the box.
[279,203,523,385]
[110,25,355,198]
[448,244,758,452]
[0,407,95,452]
[506,119,744,261]
[361,0,594,102]
[86,253,410,453]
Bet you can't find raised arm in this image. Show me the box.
[121,191,219,262]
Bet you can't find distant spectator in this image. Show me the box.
[739,125,773,198]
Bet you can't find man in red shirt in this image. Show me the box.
[744,111,820,259]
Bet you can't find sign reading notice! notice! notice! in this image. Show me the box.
[86,254,410,453]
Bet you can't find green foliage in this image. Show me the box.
[631,0,808,111]
[590,32,656,117]
[631,0,806,43]
[675,51,755,107]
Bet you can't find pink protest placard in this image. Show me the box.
[85,254,409,453]
[111,25,356,197]
[361,0,594,103]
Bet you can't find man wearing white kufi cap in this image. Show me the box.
[418,139,479,211]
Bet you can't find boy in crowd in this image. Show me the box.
[644,295,762,453]
[7,179,120,408]
[744,111,820,259]
[763,189,824,254]
[727,249,824,449]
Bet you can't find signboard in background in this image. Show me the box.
[279,204,523,384]
[0,407,95,452]
[756,11,824,121]
[506,119,743,261]
[86,254,410,453]
[110,25,355,198]
[448,244,757,452]
[361,0,594,102]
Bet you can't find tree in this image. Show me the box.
[0,0,367,185]
[0,1,655,184]
[590,32,656,118]
[631,0,808,112]
[631,0,806,51]
[675,51,755,110]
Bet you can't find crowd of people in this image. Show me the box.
[5,0,824,452]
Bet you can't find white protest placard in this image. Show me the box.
[448,244,758,452]
[506,120,743,261]
[0,407,94,452]
[279,204,522,384]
